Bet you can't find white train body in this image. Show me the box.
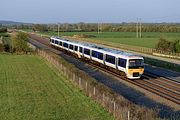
[50,36,144,79]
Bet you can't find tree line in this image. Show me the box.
[6,23,180,33]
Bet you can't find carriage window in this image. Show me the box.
[84,48,90,55]
[106,54,115,64]
[92,50,103,60]
[118,58,127,68]
[50,39,52,42]
[75,46,78,51]
[63,42,68,48]
[59,41,62,46]
[55,40,58,44]
[52,39,54,43]
[79,47,83,53]
[69,44,73,50]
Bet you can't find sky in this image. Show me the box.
[1,0,180,23]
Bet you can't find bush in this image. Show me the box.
[11,32,29,54]
[0,27,7,33]
[174,39,180,52]
[156,38,180,53]
[156,38,171,51]
[3,44,10,52]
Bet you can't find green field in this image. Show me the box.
[0,54,113,120]
[36,31,179,48]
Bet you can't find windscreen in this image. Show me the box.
[129,59,144,69]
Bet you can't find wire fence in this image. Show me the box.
[36,48,157,120]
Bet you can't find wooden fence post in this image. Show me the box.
[60,64,62,70]
[93,87,96,96]
[86,81,88,92]
[73,73,75,81]
[113,101,116,117]
[103,93,105,105]
[79,77,81,87]
[128,111,130,120]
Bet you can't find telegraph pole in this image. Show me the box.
[98,23,102,34]
[139,19,142,38]
[100,23,102,33]
[98,23,99,34]
[136,18,142,38]
[136,19,139,38]
[58,23,60,37]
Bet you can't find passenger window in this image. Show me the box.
[92,50,103,60]
[84,48,90,55]
[92,50,97,57]
[63,43,68,48]
[106,54,115,64]
[69,44,73,50]
[59,41,62,46]
[79,47,83,53]
[55,40,58,44]
[75,46,78,51]
[118,58,127,68]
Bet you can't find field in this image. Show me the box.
[0,54,113,120]
[36,31,180,48]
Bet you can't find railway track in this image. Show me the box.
[86,61,180,105]
[28,33,180,105]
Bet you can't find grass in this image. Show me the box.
[34,31,180,48]
[144,57,180,72]
[0,32,9,37]
[0,54,114,120]
[88,37,160,48]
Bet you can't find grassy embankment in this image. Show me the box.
[0,54,114,120]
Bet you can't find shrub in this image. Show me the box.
[174,39,180,52]
[11,32,29,54]
[0,27,7,33]
[156,38,180,53]
[156,38,171,51]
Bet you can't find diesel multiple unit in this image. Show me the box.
[50,36,144,79]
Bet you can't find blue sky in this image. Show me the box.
[1,0,180,23]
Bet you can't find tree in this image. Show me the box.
[174,39,180,52]
[102,24,112,32]
[156,38,171,51]
[156,38,180,53]
[11,32,29,53]
[32,24,48,32]
[0,27,7,33]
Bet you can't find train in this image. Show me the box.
[50,36,144,79]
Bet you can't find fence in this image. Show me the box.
[36,49,157,120]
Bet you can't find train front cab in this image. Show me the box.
[126,58,144,79]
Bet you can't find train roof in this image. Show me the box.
[51,36,143,58]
